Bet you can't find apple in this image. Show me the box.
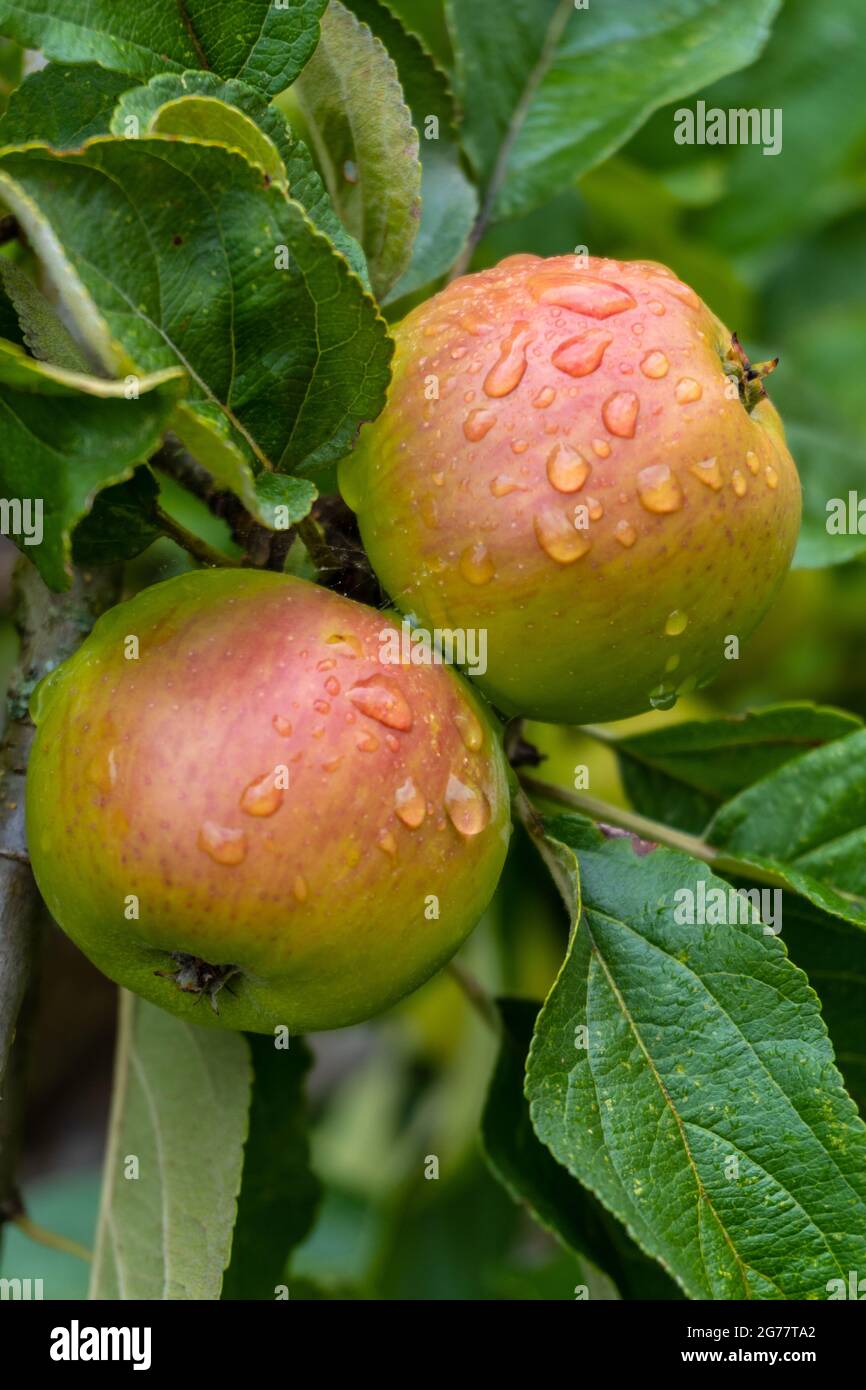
[26,569,510,1032]
[340,253,801,722]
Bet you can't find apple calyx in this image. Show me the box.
[154,953,240,1014]
[724,332,780,412]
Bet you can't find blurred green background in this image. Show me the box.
[2,0,865,1300]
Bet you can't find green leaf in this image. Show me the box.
[483,997,681,1299]
[753,893,866,1119]
[611,704,862,835]
[89,993,252,1300]
[294,0,421,300]
[0,342,184,589]
[254,473,317,530]
[0,36,23,116]
[342,0,477,298]
[699,0,866,253]
[71,467,162,567]
[222,1036,321,1300]
[0,137,392,490]
[708,729,866,929]
[110,71,367,280]
[0,258,90,370]
[0,0,328,98]
[526,813,866,1300]
[0,63,132,150]
[445,0,781,223]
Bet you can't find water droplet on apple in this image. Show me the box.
[534,509,592,564]
[198,821,247,865]
[731,469,747,498]
[640,350,669,379]
[637,464,683,513]
[528,273,636,318]
[348,676,413,730]
[459,542,495,585]
[664,610,688,637]
[602,391,639,438]
[483,321,533,397]
[463,408,496,442]
[675,378,702,404]
[688,457,723,491]
[454,708,483,751]
[765,464,779,489]
[445,774,490,836]
[395,777,426,828]
[551,330,612,377]
[614,520,637,548]
[240,771,284,817]
[546,442,591,493]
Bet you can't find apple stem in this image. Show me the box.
[517,774,790,892]
[446,963,500,1034]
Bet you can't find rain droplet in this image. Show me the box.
[688,457,723,491]
[546,442,591,493]
[198,821,247,865]
[378,829,397,856]
[534,509,592,564]
[349,676,413,730]
[463,408,496,442]
[731,469,747,498]
[240,771,283,817]
[637,463,683,514]
[640,350,669,379]
[529,273,636,318]
[649,684,678,711]
[314,699,331,715]
[675,378,702,404]
[445,774,491,836]
[765,464,779,489]
[483,321,533,397]
[459,542,495,585]
[647,300,665,316]
[490,474,525,498]
[614,520,637,548]
[664,610,688,637]
[395,777,426,828]
[357,732,379,752]
[745,450,760,475]
[602,391,639,439]
[462,313,494,336]
[551,330,613,378]
[586,496,604,521]
[317,657,337,671]
[293,875,308,902]
[592,438,611,458]
[533,385,556,409]
[454,707,483,751]
[87,748,118,794]
[273,715,293,737]
[665,654,681,673]
[326,633,363,658]
[511,438,529,454]
[325,676,341,697]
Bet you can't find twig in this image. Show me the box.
[12,1214,92,1263]
[0,561,122,1253]
[154,506,240,568]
